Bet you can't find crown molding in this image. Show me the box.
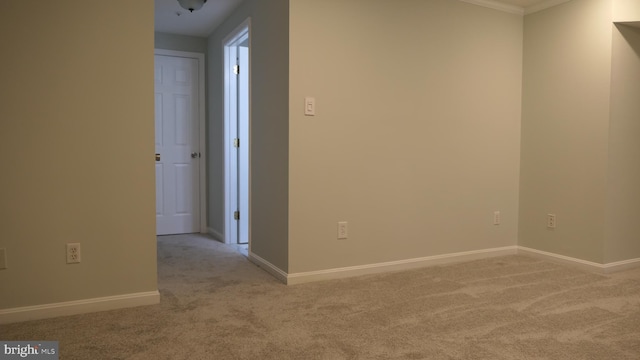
[459,0,525,15]
[525,0,571,14]
[460,0,572,16]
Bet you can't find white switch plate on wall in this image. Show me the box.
[338,222,348,239]
[304,97,316,116]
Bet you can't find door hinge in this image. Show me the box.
[233,65,240,75]
[234,211,240,220]
[233,138,240,148]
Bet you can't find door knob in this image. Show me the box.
[191,152,199,159]
[155,153,160,161]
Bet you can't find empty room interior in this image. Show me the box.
[1,0,640,358]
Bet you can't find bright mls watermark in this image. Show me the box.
[0,342,58,359]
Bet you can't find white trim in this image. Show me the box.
[459,0,571,16]
[524,0,571,15]
[0,291,160,325]
[222,35,233,245]
[222,18,252,246]
[286,246,518,285]
[602,257,640,273]
[250,246,640,286]
[517,246,603,272]
[459,0,524,15]
[518,246,640,273]
[246,23,253,254]
[207,227,224,242]
[154,49,207,234]
[249,252,288,284]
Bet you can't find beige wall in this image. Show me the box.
[614,0,640,21]
[606,24,640,263]
[288,0,523,273]
[207,0,290,271]
[155,32,208,54]
[519,0,613,263]
[0,1,156,309]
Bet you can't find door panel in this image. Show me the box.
[238,45,249,244]
[155,55,200,235]
[155,164,164,215]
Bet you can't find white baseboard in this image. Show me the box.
[248,252,288,284]
[0,291,160,325]
[286,246,519,285]
[207,228,224,242]
[518,246,640,273]
[517,247,603,272]
[602,257,640,273]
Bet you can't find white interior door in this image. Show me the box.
[155,54,200,235]
[227,45,239,244]
[238,44,249,244]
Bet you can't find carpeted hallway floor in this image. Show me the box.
[2,234,640,359]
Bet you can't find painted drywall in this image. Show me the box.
[520,0,613,263]
[0,1,156,308]
[614,0,640,21]
[207,0,289,271]
[288,0,523,273]
[606,24,640,263]
[154,32,208,53]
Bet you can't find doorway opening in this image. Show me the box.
[224,19,251,249]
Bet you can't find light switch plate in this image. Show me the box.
[338,222,348,239]
[304,97,316,116]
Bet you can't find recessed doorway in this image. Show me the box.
[223,19,251,248]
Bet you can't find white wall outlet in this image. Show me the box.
[66,243,81,264]
[338,221,348,239]
[0,248,7,269]
[547,214,557,229]
[493,211,501,225]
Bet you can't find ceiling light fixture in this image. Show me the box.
[177,0,207,12]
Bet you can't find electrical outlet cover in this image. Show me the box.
[66,243,81,264]
[493,211,501,225]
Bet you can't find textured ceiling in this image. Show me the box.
[155,0,244,37]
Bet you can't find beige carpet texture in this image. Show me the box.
[2,234,640,359]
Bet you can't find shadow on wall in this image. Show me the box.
[616,23,640,57]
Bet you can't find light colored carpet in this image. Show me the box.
[2,234,640,359]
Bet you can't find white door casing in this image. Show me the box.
[154,51,206,235]
[223,19,251,245]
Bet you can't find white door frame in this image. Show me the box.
[223,18,251,245]
[154,49,207,234]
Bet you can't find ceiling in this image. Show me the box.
[155,0,244,37]
[154,0,555,38]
